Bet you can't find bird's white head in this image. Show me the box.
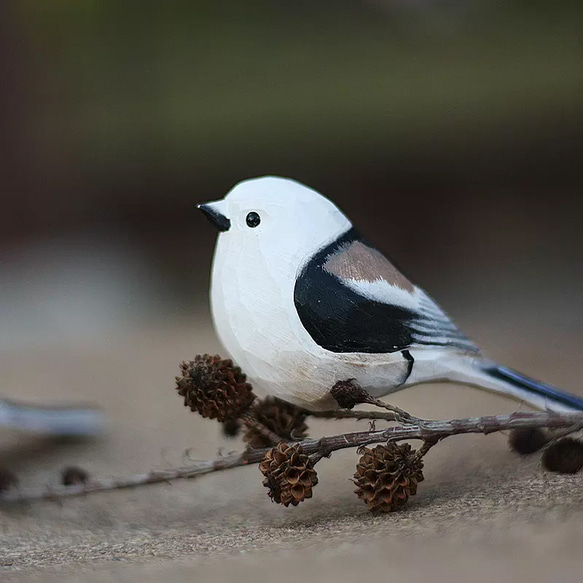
[198,176,352,267]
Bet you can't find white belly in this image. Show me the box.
[209,237,412,410]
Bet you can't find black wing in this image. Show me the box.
[293,229,477,354]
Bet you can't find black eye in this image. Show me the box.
[246,211,261,228]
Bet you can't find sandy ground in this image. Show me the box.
[1,316,582,582]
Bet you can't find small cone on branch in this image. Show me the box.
[542,438,583,474]
[175,354,256,422]
[259,442,318,507]
[244,397,309,448]
[330,379,372,409]
[222,419,242,438]
[0,469,17,494]
[61,466,90,486]
[509,428,549,455]
[353,443,424,513]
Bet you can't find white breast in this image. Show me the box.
[209,234,411,410]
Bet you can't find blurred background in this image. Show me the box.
[2,0,583,350]
[2,0,583,343]
[1,1,583,577]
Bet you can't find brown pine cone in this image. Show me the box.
[244,397,309,448]
[175,354,256,422]
[222,418,242,438]
[509,428,549,455]
[354,443,424,513]
[259,442,318,507]
[0,469,17,494]
[330,379,372,409]
[61,466,90,486]
[542,438,583,474]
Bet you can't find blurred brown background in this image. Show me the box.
[2,0,583,351]
[1,2,583,580]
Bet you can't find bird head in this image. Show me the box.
[198,176,352,264]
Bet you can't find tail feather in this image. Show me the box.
[484,365,583,412]
[431,355,583,413]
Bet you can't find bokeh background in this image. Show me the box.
[2,0,583,351]
[1,2,583,579]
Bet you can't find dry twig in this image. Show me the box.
[2,409,581,504]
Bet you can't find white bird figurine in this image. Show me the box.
[198,176,583,413]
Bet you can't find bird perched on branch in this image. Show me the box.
[198,176,583,413]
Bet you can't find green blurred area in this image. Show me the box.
[11,1,583,195]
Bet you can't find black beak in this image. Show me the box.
[197,203,231,232]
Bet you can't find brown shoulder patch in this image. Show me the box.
[323,241,414,292]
